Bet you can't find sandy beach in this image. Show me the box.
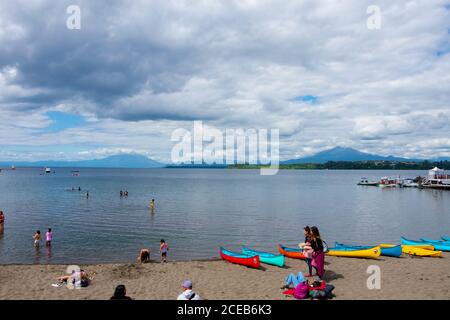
[1,253,449,300]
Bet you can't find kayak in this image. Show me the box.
[419,238,450,252]
[442,236,450,242]
[335,242,402,257]
[327,246,380,259]
[382,244,442,257]
[401,237,450,251]
[220,248,260,269]
[400,237,435,249]
[278,244,306,260]
[241,247,285,267]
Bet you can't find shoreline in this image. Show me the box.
[1,253,449,300]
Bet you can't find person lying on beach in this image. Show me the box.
[33,230,41,247]
[110,285,133,300]
[177,280,202,300]
[281,272,306,289]
[137,249,150,263]
[0,211,4,224]
[57,269,90,288]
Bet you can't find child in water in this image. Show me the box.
[150,199,155,210]
[33,230,41,247]
[160,239,169,263]
[46,228,53,247]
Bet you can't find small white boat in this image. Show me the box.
[399,178,419,188]
[357,178,378,186]
[45,167,51,173]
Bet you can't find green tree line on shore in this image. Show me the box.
[229,160,450,170]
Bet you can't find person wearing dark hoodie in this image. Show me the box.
[110,284,133,300]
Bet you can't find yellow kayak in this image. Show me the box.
[381,244,441,257]
[327,246,381,259]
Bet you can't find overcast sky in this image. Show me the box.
[0,0,449,162]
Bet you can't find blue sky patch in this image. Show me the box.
[292,95,318,104]
[45,111,86,132]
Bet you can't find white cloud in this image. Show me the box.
[0,0,449,161]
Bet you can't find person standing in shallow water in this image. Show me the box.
[0,211,5,224]
[46,228,53,247]
[160,239,169,263]
[150,199,155,212]
[33,230,41,247]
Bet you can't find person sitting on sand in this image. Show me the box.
[110,284,133,300]
[177,280,202,300]
[299,226,313,277]
[137,249,150,263]
[310,226,325,279]
[33,230,41,247]
[0,211,5,224]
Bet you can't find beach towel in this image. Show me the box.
[311,251,325,278]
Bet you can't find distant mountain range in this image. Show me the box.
[0,154,164,169]
[0,148,448,169]
[282,147,446,164]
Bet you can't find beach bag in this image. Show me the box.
[309,283,335,299]
[293,281,309,300]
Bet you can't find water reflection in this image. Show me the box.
[34,245,41,264]
[46,245,52,263]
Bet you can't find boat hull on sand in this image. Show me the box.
[382,244,442,257]
[335,242,402,257]
[401,237,450,251]
[327,246,380,259]
[241,247,285,267]
[220,248,260,269]
[419,238,450,251]
[278,244,306,260]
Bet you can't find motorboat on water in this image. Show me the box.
[357,178,378,186]
[398,178,419,188]
[45,167,51,173]
[377,177,399,188]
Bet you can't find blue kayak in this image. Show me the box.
[401,236,450,252]
[442,236,450,242]
[335,242,402,257]
[241,247,285,267]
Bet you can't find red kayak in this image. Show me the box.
[220,247,260,269]
[278,244,306,259]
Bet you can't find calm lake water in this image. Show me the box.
[0,168,449,264]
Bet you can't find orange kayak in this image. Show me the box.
[278,244,306,259]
